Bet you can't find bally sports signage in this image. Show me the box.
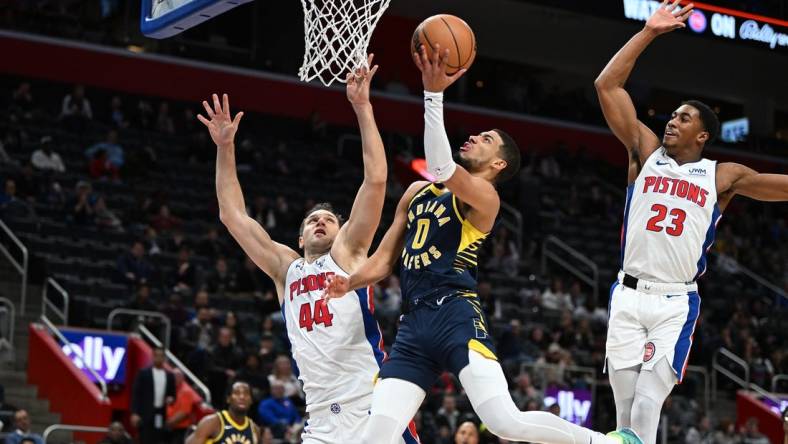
[623,0,788,51]
[544,387,593,427]
[61,330,129,384]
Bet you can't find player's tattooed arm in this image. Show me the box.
[334,55,388,262]
[594,0,693,171]
[324,182,428,299]
[199,94,298,293]
[717,162,788,210]
[185,413,221,444]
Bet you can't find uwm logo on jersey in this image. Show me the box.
[641,176,711,208]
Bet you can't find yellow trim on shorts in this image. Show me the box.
[468,339,498,361]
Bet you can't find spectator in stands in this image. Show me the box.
[522,326,548,361]
[740,417,770,444]
[203,257,236,294]
[150,205,181,233]
[0,385,18,432]
[207,327,243,401]
[30,136,65,173]
[127,284,157,312]
[541,277,573,311]
[435,394,461,436]
[85,129,124,171]
[268,355,303,401]
[69,180,95,225]
[498,319,528,366]
[547,402,561,417]
[60,84,93,129]
[156,102,176,135]
[197,226,227,259]
[108,96,130,129]
[10,82,34,121]
[143,226,163,256]
[248,195,275,229]
[453,421,479,444]
[131,347,175,444]
[88,149,120,181]
[165,228,188,253]
[13,164,40,202]
[0,179,31,218]
[511,372,543,410]
[257,380,302,439]
[97,421,132,444]
[257,334,277,376]
[165,369,201,444]
[235,255,269,296]
[476,280,500,321]
[172,246,196,291]
[224,311,247,350]
[94,195,124,232]
[0,139,17,167]
[237,353,270,403]
[117,240,155,287]
[685,414,713,444]
[6,409,44,444]
[375,275,402,322]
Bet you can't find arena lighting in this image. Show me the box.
[410,158,436,182]
[622,0,788,50]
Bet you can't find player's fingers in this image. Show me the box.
[232,111,244,127]
[223,93,230,117]
[212,94,222,116]
[677,6,693,21]
[197,114,210,127]
[420,46,431,71]
[439,48,450,68]
[448,68,467,83]
[668,0,681,12]
[676,3,693,16]
[202,100,214,117]
[431,43,441,65]
[412,51,424,71]
[660,0,669,8]
[367,53,375,67]
[368,65,379,78]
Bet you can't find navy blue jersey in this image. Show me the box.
[400,183,488,304]
[207,411,256,444]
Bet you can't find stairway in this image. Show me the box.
[0,263,73,443]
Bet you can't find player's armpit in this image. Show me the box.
[221,215,299,284]
[185,413,221,444]
[443,165,499,231]
[719,162,788,204]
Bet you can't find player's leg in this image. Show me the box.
[605,282,649,429]
[630,358,675,444]
[460,350,629,444]
[360,378,426,444]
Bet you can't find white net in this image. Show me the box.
[299,0,390,86]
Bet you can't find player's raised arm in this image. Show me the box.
[324,181,428,299]
[717,163,788,210]
[198,94,298,296]
[412,45,499,227]
[185,413,221,444]
[594,0,693,165]
[333,55,388,261]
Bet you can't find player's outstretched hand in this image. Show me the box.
[323,274,350,301]
[197,93,244,149]
[412,43,466,93]
[646,0,694,35]
[346,54,379,107]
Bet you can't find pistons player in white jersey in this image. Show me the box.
[198,56,419,444]
[595,2,788,443]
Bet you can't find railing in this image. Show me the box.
[138,324,212,406]
[0,219,28,314]
[715,253,787,304]
[712,347,750,400]
[42,277,69,325]
[43,424,109,442]
[40,315,108,399]
[747,382,784,407]
[772,374,788,393]
[541,235,599,302]
[500,201,524,256]
[686,365,711,415]
[107,308,171,349]
[0,297,15,347]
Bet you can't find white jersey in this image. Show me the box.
[621,148,722,283]
[281,254,386,413]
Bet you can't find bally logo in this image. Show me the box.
[61,332,128,382]
[689,168,707,176]
[544,390,592,426]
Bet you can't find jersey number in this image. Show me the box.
[645,204,686,236]
[298,300,334,331]
[411,219,431,249]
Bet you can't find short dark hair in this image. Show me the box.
[225,380,252,401]
[299,202,344,236]
[492,129,521,183]
[682,100,720,146]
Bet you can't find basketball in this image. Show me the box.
[412,14,477,75]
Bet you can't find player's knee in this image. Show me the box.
[475,398,520,440]
[360,414,400,444]
[630,394,659,426]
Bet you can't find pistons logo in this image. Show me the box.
[330,403,341,414]
[643,342,656,362]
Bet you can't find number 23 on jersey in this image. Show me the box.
[299,299,334,331]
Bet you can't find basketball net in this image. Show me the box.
[299,0,390,86]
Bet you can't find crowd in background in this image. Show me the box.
[0,68,787,443]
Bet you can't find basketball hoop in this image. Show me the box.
[299,0,390,86]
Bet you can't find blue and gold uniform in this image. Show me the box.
[207,410,257,444]
[379,183,498,391]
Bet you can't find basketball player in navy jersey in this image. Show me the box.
[187,381,259,444]
[325,45,642,444]
[595,2,788,443]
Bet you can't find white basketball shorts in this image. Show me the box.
[605,271,701,383]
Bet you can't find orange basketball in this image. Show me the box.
[412,14,477,75]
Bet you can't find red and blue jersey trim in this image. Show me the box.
[693,204,722,281]
[620,183,636,266]
[672,291,701,383]
[355,286,388,367]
